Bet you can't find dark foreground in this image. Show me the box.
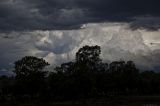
[1,46,160,105]
[1,96,160,106]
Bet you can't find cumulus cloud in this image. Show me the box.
[0,22,160,75]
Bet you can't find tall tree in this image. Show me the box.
[76,45,101,63]
[13,56,49,100]
[76,45,101,71]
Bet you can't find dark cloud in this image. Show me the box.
[130,17,160,31]
[0,0,160,32]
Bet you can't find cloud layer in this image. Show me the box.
[0,23,160,75]
[0,0,160,32]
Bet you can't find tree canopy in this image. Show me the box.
[13,56,49,77]
[76,45,101,64]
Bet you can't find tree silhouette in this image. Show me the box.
[1,45,160,104]
[75,45,102,74]
[48,62,76,100]
[76,45,101,65]
[13,56,49,77]
[13,56,49,100]
[74,45,102,98]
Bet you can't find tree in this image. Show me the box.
[13,56,49,100]
[75,45,102,97]
[48,45,102,100]
[13,56,49,77]
[76,45,101,71]
[76,45,101,63]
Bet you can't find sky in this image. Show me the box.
[0,0,160,75]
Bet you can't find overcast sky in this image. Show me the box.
[0,0,160,75]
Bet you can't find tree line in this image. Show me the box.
[0,45,160,103]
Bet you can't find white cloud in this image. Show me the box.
[0,22,160,73]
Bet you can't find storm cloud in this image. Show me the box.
[0,23,160,75]
[0,0,160,75]
[0,0,160,32]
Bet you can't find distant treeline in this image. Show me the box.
[0,45,160,103]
